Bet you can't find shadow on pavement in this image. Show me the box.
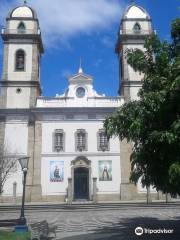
[58,216,180,240]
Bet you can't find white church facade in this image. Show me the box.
[0,2,160,203]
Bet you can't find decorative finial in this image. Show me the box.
[78,58,83,74]
[24,0,27,5]
[131,0,135,4]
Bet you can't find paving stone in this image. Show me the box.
[0,204,179,239]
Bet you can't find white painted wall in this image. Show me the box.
[42,121,120,154]
[6,87,30,108]
[41,156,71,196]
[2,120,28,197]
[41,119,121,196]
[8,19,38,33]
[7,44,33,81]
[4,121,28,154]
[127,63,142,81]
[36,97,123,108]
[41,155,121,196]
[123,21,151,34]
[123,44,144,82]
[93,155,121,194]
[2,165,23,197]
[130,86,141,100]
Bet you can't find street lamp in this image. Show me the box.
[18,156,29,225]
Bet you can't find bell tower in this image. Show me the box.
[0,2,44,108]
[116,2,153,101]
[117,3,154,200]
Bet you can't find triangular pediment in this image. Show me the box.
[68,72,93,83]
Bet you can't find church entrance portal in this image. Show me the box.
[74,167,89,200]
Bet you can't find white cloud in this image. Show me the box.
[93,58,103,67]
[102,36,114,48]
[0,0,123,47]
[60,69,73,79]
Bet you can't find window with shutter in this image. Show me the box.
[76,129,87,151]
[54,129,65,152]
[98,129,109,151]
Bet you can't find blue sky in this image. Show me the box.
[0,0,179,97]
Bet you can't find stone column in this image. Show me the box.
[147,186,152,204]
[120,140,138,200]
[26,120,42,202]
[93,177,97,203]
[67,178,72,204]
[26,121,34,202]
[166,193,171,203]
[157,191,163,200]
[31,121,42,202]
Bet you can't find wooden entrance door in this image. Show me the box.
[74,167,89,199]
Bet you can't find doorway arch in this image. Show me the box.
[71,156,91,200]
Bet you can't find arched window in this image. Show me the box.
[17,22,26,34]
[15,50,25,71]
[133,23,141,34]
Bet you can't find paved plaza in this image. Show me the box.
[0,203,180,239]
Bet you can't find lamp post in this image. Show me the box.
[18,156,29,225]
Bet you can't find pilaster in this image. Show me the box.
[0,118,5,200]
[0,117,5,147]
[26,119,42,202]
[0,87,7,108]
[67,178,72,204]
[120,139,138,200]
[31,45,39,81]
[30,86,40,108]
[93,177,97,203]
[29,45,41,107]
[26,121,34,202]
[0,44,9,108]
[2,44,9,81]
[147,186,152,203]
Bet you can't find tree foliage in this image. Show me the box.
[104,18,180,195]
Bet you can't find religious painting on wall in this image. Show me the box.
[50,161,64,182]
[99,160,112,181]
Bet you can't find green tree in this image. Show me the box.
[104,18,180,195]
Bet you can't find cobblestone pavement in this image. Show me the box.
[0,203,180,239]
